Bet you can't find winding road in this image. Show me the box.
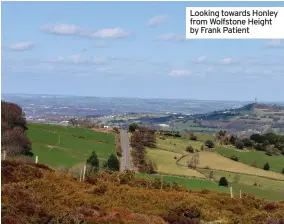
[120,129,131,171]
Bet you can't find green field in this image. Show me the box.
[156,137,203,153]
[136,173,284,201]
[198,169,284,191]
[28,123,115,168]
[136,173,228,192]
[215,146,284,173]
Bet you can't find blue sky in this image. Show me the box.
[1,1,284,101]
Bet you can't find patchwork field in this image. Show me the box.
[146,133,284,201]
[178,151,284,180]
[155,137,203,153]
[215,146,284,173]
[28,123,115,168]
[146,148,205,178]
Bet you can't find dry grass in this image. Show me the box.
[178,152,284,181]
[2,160,284,224]
[147,148,206,178]
[156,137,203,153]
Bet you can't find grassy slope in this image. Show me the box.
[28,123,115,168]
[215,146,284,173]
[137,173,284,201]
[198,169,284,201]
[146,134,284,201]
[178,151,284,180]
[198,169,284,191]
[136,173,228,193]
[146,148,205,178]
[156,137,203,153]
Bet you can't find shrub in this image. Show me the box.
[174,133,181,138]
[229,135,237,145]
[186,145,194,153]
[113,127,119,133]
[219,177,228,187]
[105,154,120,171]
[86,150,99,173]
[200,145,205,151]
[243,138,254,147]
[205,140,214,148]
[128,123,138,133]
[189,133,197,141]
[235,140,244,149]
[282,168,284,174]
[255,143,265,151]
[230,156,239,161]
[263,162,270,171]
[250,133,264,143]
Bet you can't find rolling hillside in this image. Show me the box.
[174,103,284,134]
[145,133,284,201]
[28,123,116,168]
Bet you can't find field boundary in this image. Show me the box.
[197,166,284,182]
[176,151,284,181]
[139,171,210,181]
[30,126,114,145]
[200,169,284,192]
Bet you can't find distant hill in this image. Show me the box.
[195,103,284,121]
[102,103,284,135]
[180,103,284,135]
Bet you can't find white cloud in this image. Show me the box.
[49,54,107,65]
[169,69,191,76]
[40,24,79,35]
[221,57,233,64]
[40,23,130,39]
[155,33,185,41]
[147,15,168,27]
[8,42,34,51]
[267,39,282,47]
[192,56,206,63]
[91,28,130,38]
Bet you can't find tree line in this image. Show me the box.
[129,124,157,173]
[1,101,33,157]
[85,150,120,177]
[215,130,284,156]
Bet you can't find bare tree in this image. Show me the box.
[187,152,200,169]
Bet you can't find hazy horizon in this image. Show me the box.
[2,1,284,102]
[3,92,284,104]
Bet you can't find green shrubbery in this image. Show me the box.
[218,177,229,187]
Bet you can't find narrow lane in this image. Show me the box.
[120,129,131,171]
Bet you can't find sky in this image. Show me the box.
[1,1,284,101]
